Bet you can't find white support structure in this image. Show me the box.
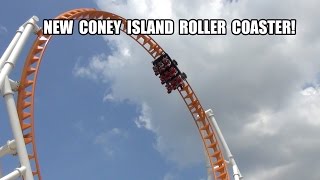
[0,140,16,178]
[0,16,39,89]
[0,26,24,70]
[205,109,243,180]
[8,79,20,92]
[0,166,26,180]
[0,140,16,158]
[2,77,33,180]
[0,16,40,180]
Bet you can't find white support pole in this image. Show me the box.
[0,25,24,69]
[205,109,243,180]
[2,77,33,180]
[0,140,16,157]
[0,16,39,90]
[0,166,26,180]
[0,26,24,70]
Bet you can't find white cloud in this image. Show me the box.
[243,110,277,136]
[0,25,7,34]
[103,93,115,102]
[71,0,320,179]
[244,86,320,135]
[94,127,128,157]
[96,0,173,19]
[134,102,153,130]
[73,57,99,80]
[245,163,295,180]
[233,87,320,179]
[301,86,318,96]
[73,120,85,133]
[296,87,320,126]
[74,33,203,167]
[163,172,176,180]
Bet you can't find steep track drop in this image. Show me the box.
[16,8,229,180]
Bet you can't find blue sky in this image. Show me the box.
[1,0,320,180]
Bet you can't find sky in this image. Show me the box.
[0,0,320,180]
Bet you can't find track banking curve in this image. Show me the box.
[16,8,229,180]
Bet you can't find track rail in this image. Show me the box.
[16,8,229,180]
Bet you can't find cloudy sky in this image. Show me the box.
[0,0,320,180]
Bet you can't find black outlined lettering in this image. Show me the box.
[258,20,268,34]
[189,20,197,35]
[43,19,74,35]
[78,19,122,35]
[178,19,226,35]
[179,19,189,35]
[43,18,296,36]
[231,19,241,35]
[78,20,88,35]
[126,19,174,35]
[291,19,296,34]
[231,19,297,35]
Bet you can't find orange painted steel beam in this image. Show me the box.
[178,82,229,180]
[17,8,229,180]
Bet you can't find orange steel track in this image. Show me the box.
[16,8,229,180]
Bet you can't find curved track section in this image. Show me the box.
[17,8,229,180]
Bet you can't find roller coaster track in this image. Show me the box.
[16,8,229,180]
